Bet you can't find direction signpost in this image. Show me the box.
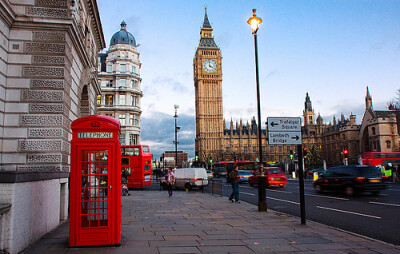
[267,117,306,225]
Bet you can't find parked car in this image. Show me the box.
[248,167,287,187]
[161,168,209,191]
[313,165,386,196]
[237,170,252,183]
[213,167,227,178]
[206,170,213,179]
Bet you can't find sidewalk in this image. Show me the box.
[22,190,400,254]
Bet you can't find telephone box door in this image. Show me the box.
[76,146,113,245]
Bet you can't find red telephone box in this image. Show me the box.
[69,115,121,247]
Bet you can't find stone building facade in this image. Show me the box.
[97,21,142,145]
[0,1,104,253]
[301,87,399,167]
[194,8,295,165]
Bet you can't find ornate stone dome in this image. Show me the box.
[110,21,136,47]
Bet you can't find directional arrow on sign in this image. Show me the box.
[291,135,300,141]
[270,122,279,127]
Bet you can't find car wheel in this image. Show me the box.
[185,183,192,191]
[314,184,323,193]
[345,186,355,196]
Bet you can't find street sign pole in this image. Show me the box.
[297,144,306,225]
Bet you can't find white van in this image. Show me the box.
[173,168,209,190]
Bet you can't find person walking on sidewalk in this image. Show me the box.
[229,165,240,203]
[166,168,175,197]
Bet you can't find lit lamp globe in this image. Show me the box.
[247,9,262,34]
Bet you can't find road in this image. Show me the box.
[211,178,400,246]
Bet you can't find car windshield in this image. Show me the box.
[357,166,382,177]
[267,168,283,174]
[238,170,251,176]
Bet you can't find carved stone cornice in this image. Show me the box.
[0,0,15,28]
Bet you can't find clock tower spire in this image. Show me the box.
[194,7,224,164]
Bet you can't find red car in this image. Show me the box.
[249,167,287,187]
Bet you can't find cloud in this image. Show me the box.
[141,112,195,158]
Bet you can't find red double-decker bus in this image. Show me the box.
[361,152,400,167]
[121,145,152,188]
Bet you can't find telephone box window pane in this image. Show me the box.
[80,148,109,229]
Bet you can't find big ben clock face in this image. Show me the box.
[203,59,217,73]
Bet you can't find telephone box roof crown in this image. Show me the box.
[110,21,137,47]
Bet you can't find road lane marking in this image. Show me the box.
[267,196,299,205]
[305,193,349,201]
[241,191,255,196]
[387,188,400,192]
[241,186,253,189]
[316,206,381,219]
[369,201,400,207]
[266,189,292,194]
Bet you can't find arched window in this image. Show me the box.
[372,127,376,135]
[386,140,391,149]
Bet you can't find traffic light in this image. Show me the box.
[303,147,308,157]
[209,157,213,163]
[343,149,348,158]
[195,155,199,161]
[289,150,294,160]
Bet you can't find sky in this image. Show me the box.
[97,0,400,159]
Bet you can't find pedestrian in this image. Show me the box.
[229,165,240,203]
[166,168,175,197]
[387,163,394,182]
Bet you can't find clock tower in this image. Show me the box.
[194,7,224,163]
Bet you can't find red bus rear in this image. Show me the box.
[121,145,152,188]
[361,152,400,167]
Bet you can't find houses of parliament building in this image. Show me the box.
[194,8,399,166]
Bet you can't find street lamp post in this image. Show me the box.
[248,9,267,212]
[174,105,180,168]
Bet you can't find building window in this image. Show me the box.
[119,114,126,125]
[253,146,256,153]
[119,134,125,145]
[105,95,113,106]
[270,146,274,153]
[132,66,136,73]
[119,79,126,87]
[106,80,113,87]
[120,95,126,105]
[129,134,138,145]
[132,95,138,106]
[97,95,101,105]
[372,127,376,135]
[279,155,282,162]
[130,114,139,126]
[386,140,391,149]
[244,147,248,153]
[107,65,112,73]
[278,146,282,153]
[287,146,290,153]
[226,147,230,153]
[120,64,126,73]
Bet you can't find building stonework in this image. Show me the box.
[97,21,142,145]
[0,0,105,253]
[194,9,295,165]
[302,87,400,167]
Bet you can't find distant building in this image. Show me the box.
[0,1,104,253]
[301,87,399,167]
[162,151,188,168]
[97,21,142,145]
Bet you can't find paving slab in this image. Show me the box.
[21,190,400,254]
